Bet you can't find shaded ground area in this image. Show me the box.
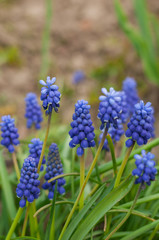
[0,0,159,140]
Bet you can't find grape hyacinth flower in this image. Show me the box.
[69,100,95,156]
[0,115,20,153]
[132,150,157,185]
[42,143,65,199]
[120,91,129,123]
[98,88,123,130]
[125,101,153,147]
[39,76,61,115]
[99,120,124,151]
[122,77,139,115]
[16,157,40,207]
[151,107,155,138]
[25,93,43,129]
[72,71,85,84]
[28,138,46,171]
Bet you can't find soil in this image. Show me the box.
[0,0,159,143]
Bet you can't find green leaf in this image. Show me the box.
[109,208,155,222]
[45,182,57,240]
[120,219,159,240]
[0,151,16,221]
[106,134,117,175]
[62,183,107,240]
[114,0,159,85]
[11,237,39,240]
[117,193,159,209]
[134,0,155,56]
[70,176,134,240]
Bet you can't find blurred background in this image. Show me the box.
[0,0,159,141]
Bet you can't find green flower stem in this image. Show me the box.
[91,147,102,183]
[22,204,30,236]
[114,142,135,188]
[12,152,20,180]
[40,0,52,78]
[48,172,79,183]
[48,182,57,240]
[117,193,159,209]
[29,202,40,239]
[105,184,142,240]
[37,112,52,173]
[109,209,155,222]
[5,207,24,240]
[79,153,85,211]
[49,210,55,240]
[106,134,117,175]
[71,148,76,198]
[34,200,75,217]
[58,127,108,240]
[148,222,159,240]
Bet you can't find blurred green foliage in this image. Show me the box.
[115,0,159,86]
[0,47,21,66]
[90,56,125,83]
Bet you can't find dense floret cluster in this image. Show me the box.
[72,71,85,84]
[99,120,124,151]
[16,157,40,207]
[125,101,153,147]
[132,150,157,185]
[98,88,123,130]
[0,115,20,153]
[40,76,61,115]
[25,93,43,129]
[42,143,65,199]
[120,91,129,123]
[122,77,139,115]
[28,138,46,171]
[69,100,95,156]
[151,107,155,138]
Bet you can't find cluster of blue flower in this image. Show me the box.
[42,143,66,199]
[98,87,123,130]
[69,100,95,156]
[0,75,157,208]
[0,115,20,153]
[28,138,46,171]
[132,150,157,185]
[126,101,154,147]
[40,76,61,115]
[25,93,43,129]
[16,157,40,207]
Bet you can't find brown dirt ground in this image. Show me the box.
[0,0,159,144]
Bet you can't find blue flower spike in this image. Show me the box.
[69,100,95,156]
[98,87,123,130]
[28,138,46,171]
[132,150,157,186]
[39,76,61,115]
[42,143,66,199]
[16,157,40,208]
[25,93,43,129]
[72,71,85,84]
[151,107,155,138]
[125,101,154,147]
[122,77,139,115]
[120,91,129,123]
[0,115,20,153]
